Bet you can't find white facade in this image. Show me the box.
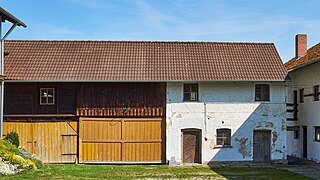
[166,82,287,164]
[287,61,320,162]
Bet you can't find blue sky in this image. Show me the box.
[1,0,320,62]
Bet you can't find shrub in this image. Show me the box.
[4,132,19,147]
[0,139,43,175]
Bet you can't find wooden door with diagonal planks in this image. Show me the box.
[182,129,201,163]
[79,118,164,163]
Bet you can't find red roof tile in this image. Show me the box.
[285,43,320,70]
[4,40,287,81]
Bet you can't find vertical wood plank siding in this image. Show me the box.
[79,118,163,163]
[5,82,166,118]
[3,122,78,164]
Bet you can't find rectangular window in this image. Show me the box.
[216,129,231,147]
[40,88,55,105]
[299,88,304,103]
[315,126,320,142]
[314,85,319,101]
[183,84,198,101]
[255,84,270,101]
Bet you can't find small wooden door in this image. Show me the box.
[302,126,307,158]
[253,130,271,162]
[182,129,201,163]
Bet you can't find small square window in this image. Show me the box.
[216,129,231,147]
[183,84,198,101]
[255,84,269,101]
[40,88,55,105]
[315,126,320,142]
[300,88,304,103]
[314,85,319,101]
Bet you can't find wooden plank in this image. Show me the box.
[3,121,78,164]
[4,114,75,118]
[79,117,163,163]
[253,130,271,163]
[182,130,201,163]
[81,139,162,143]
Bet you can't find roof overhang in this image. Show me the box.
[4,80,288,83]
[0,6,26,28]
[288,58,320,73]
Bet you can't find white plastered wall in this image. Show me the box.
[287,61,320,162]
[166,82,287,164]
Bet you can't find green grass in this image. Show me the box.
[0,164,309,180]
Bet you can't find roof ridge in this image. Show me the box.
[4,39,274,45]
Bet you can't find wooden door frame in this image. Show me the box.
[181,128,202,164]
[253,130,271,163]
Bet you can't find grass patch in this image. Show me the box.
[0,164,309,179]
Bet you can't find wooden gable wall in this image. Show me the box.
[4,82,166,120]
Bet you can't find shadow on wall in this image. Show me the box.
[204,103,286,163]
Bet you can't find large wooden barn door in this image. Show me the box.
[3,122,78,163]
[79,118,164,163]
[182,129,201,164]
[253,130,271,162]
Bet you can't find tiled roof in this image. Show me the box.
[285,43,320,70]
[4,40,287,81]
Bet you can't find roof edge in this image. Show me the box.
[4,39,274,44]
[5,80,287,83]
[288,58,320,72]
[0,7,26,28]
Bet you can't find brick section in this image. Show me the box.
[4,40,287,81]
[295,34,307,59]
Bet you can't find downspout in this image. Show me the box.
[0,23,17,138]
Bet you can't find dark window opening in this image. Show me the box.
[299,88,304,103]
[294,128,300,139]
[315,126,320,142]
[183,84,198,101]
[314,85,319,101]
[255,84,270,101]
[216,128,231,147]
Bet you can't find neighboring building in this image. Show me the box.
[285,34,320,162]
[2,40,287,164]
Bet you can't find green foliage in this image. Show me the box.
[0,139,23,157]
[0,139,42,171]
[4,131,19,147]
[17,147,43,168]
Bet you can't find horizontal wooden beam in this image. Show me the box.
[287,118,298,121]
[4,114,75,118]
[81,139,162,143]
[80,117,162,122]
[80,160,163,164]
[287,126,300,131]
[304,93,315,97]
[286,109,298,113]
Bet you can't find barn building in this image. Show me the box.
[2,40,288,164]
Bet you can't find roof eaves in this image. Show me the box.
[288,57,320,72]
[0,6,27,28]
[5,79,288,83]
